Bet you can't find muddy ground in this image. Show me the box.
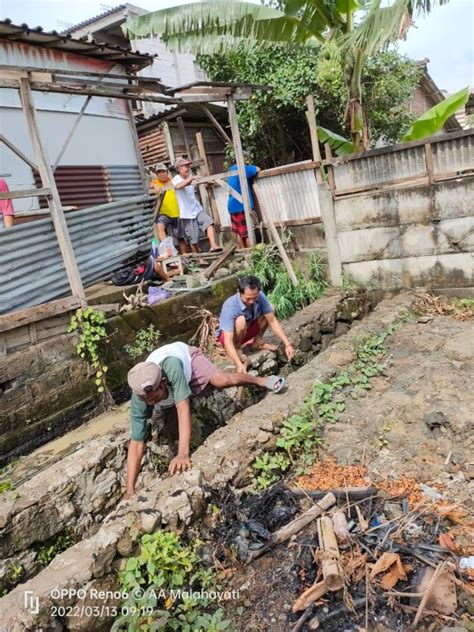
[203,311,473,632]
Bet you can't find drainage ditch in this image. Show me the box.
[0,289,394,631]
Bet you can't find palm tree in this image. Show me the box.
[123,0,448,152]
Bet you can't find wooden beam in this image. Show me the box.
[227,94,255,245]
[18,78,86,304]
[215,178,243,205]
[253,183,298,286]
[196,131,220,229]
[177,116,192,160]
[305,95,323,184]
[257,160,320,179]
[203,243,236,279]
[0,187,51,200]
[53,95,92,172]
[162,122,175,165]
[0,134,38,171]
[0,297,81,333]
[200,104,231,144]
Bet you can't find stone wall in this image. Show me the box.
[0,291,376,599]
[0,276,238,464]
[0,292,416,632]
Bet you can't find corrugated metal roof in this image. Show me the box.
[0,19,153,70]
[61,4,128,34]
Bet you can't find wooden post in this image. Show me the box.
[177,116,192,160]
[53,95,92,173]
[196,131,221,229]
[227,94,255,245]
[318,184,343,286]
[163,122,175,165]
[126,98,148,190]
[324,143,336,195]
[18,77,86,303]
[253,183,298,287]
[305,95,323,184]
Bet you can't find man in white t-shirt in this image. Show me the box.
[172,157,222,253]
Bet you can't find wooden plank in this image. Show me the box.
[203,243,236,279]
[0,297,81,333]
[227,94,256,245]
[200,104,232,144]
[196,131,220,229]
[305,95,323,184]
[0,187,51,200]
[257,160,320,179]
[0,134,38,171]
[53,95,92,172]
[215,178,243,204]
[177,116,192,159]
[261,216,322,228]
[18,77,86,303]
[162,122,175,165]
[253,183,298,286]
[334,174,429,197]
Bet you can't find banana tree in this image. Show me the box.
[123,0,449,152]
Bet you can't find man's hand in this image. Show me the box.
[169,454,192,475]
[285,343,295,362]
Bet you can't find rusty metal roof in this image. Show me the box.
[0,19,153,70]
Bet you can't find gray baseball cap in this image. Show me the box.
[155,163,168,172]
[127,362,162,398]
[174,157,193,170]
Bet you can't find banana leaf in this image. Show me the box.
[402,87,468,142]
[317,126,355,156]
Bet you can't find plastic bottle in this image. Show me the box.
[151,237,159,259]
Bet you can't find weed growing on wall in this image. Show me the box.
[37,529,75,567]
[125,324,162,361]
[250,314,414,490]
[68,307,112,404]
[112,530,233,632]
[246,242,328,319]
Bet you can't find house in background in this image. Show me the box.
[0,19,153,215]
[411,60,463,134]
[63,4,227,174]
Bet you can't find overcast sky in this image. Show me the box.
[1,0,472,92]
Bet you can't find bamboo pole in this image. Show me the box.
[253,183,298,287]
[227,94,255,245]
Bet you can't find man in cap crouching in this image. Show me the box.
[124,341,286,499]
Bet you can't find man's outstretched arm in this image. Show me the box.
[169,398,192,475]
[124,440,145,499]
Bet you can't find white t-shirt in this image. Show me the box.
[172,174,202,219]
[146,342,193,408]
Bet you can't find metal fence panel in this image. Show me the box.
[255,169,321,223]
[0,195,154,314]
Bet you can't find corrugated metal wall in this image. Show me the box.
[138,126,169,167]
[332,130,474,194]
[33,165,144,209]
[0,195,154,315]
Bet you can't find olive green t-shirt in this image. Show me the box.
[130,357,192,441]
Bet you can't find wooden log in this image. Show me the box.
[196,131,221,229]
[247,492,336,562]
[332,510,351,545]
[317,516,343,591]
[289,485,377,502]
[305,95,323,184]
[253,183,299,287]
[292,580,329,612]
[203,243,236,279]
[200,104,232,144]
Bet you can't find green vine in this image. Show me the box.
[68,307,111,400]
[125,324,162,361]
[250,313,414,490]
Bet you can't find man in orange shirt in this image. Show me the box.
[0,177,14,230]
[150,164,186,254]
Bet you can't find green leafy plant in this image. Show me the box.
[37,529,75,567]
[250,313,414,489]
[0,564,25,597]
[318,126,355,156]
[113,530,233,632]
[125,324,162,361]
[402,86,469,142]
[0,480,13,495]
[68,307,111,400]
[246,243,328,320]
